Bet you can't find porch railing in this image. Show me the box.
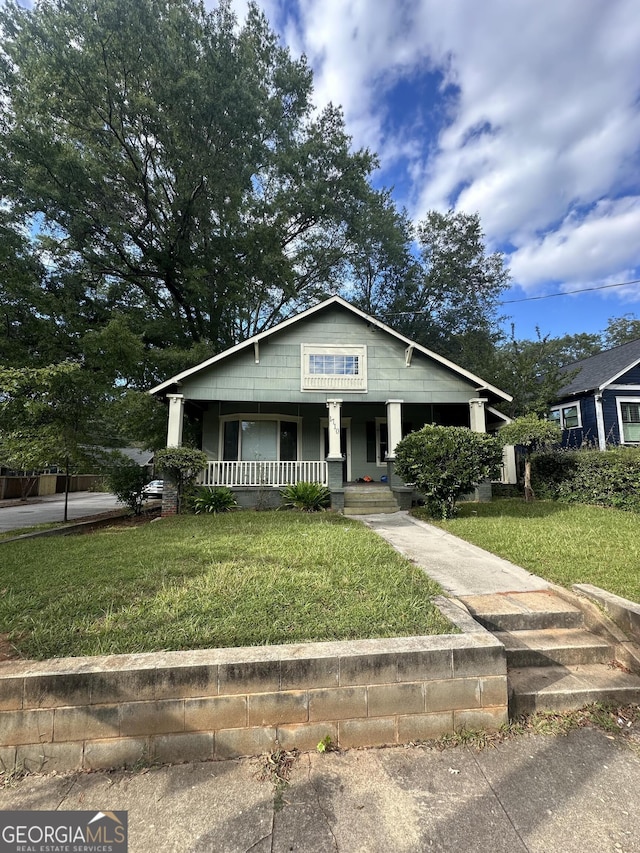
[200,460,328,488]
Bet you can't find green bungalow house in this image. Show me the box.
[150,296,513,514]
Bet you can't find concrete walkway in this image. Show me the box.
[356,510,550,596]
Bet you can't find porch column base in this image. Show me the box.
[161,475,179,517]
[386,459,414,510]
[460,480,493,503]
[327,459,345,512]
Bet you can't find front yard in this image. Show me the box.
[417,499,640,602]
[0,511,451,661]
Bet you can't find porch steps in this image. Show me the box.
[343,484,400,515]
[459,591,640,718]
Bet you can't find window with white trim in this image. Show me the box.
[301,344,367,391]
[550,403,581,430]
[618,399,640,444]
[221,416,300,461]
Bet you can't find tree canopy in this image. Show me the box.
[0,0,393,368]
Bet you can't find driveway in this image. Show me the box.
[0,491,124,534]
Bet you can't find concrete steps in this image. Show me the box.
[343,485,399,515]
[459,590,640,718]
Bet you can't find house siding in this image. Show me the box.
[180,307,476,405]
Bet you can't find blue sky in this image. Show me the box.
[226,0,640,342]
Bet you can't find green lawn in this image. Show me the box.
[414,499,640,602]
[0,511,451,660]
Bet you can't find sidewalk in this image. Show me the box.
[2,725,639,852]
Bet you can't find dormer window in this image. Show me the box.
[301,344,367,391]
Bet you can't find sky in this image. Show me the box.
[224,0,640,342]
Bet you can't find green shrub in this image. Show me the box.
[394,425,503,519]
[107,459,147,515]
[155,446,208,513]
[532,446,640,511]
[192,486,238,514]
[280,481,331,512]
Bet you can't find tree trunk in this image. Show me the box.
[523,458,535,502]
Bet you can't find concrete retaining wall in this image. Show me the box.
[0,602,507,774]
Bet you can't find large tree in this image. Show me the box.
[354,210,511,376]
[0,0,388,361]
[492,329,602,418]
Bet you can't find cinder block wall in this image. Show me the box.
[0,630,507,774]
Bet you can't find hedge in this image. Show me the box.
[531,447,640,511]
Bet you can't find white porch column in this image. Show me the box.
[326,399,343,459]
[166,394,185,447]
[595,394,606,450]
[469,397,488,433]
[385,399,403,459]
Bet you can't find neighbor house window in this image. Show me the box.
[618,399,640,444]
[550,404,581,430]
[301,344,367,391]
[222,417,299,461]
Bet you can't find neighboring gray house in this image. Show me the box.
[552,339,640,449]
[150,296,513,512]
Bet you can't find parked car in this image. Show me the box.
[142,479,164,499]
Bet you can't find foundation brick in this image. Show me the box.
[425,678,481,713]
[452,645,506,679]
[454,707,508,732]
[367,682,424,718]
[340,654,397,686]
[89,669,159,704]
[84,737,149,770]
[152,732,213,765]
[0,747,17,772]
[480,676,509,708]
[397,648,453,683]
[25,673,92,708]
[0,678,23,711]
[214,726,277,760]
[0,709,53,746]
[54,705,119,742]
[16,742,84,774]
[152,666,218,700]
[397,711,454,742]
[248,691,308,726]
[338,717,396,749]
[308,686,367,722]
[276,722,339,752]
[218,660,280,696]
[185,695,247,731]
[280,657,339,690]
[119,699,185,737]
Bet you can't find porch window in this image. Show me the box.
[366,420,413,465]
[301,344,367,391]
[222,418,299,461]
[620,401,640,443]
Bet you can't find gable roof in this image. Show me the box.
[557,338,640,397]
[149,295,512,401]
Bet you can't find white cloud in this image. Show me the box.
[509,197,640,288]
[218,0,640,299]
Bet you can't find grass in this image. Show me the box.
[0,511,452,660]
[0,522,61,541]
[413,499,640,601]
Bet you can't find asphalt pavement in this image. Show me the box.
[0,491,124,533]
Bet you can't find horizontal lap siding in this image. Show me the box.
[181,308,479,405]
